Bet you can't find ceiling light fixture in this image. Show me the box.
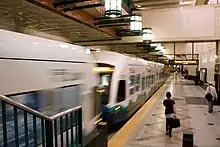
[104,0,122,18]
[142,27,152,43]
[130,14,142,33]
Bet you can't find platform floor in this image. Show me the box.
[108,75,220,147]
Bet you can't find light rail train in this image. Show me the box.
[93,51,165,125]
[0,29,166,146]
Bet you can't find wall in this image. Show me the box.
[140,5,217,41]
[194,42,216,83]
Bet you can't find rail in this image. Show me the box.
[0,94,83,147]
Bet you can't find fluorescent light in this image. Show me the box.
[92,67,114,72]
[174,60,197,64]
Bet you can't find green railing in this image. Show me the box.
[0,94,83,147]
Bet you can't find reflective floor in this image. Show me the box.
[109,74,220,147]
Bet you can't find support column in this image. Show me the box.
[215,41,219,90]
[192,42,194,60]
[174,42,176,61]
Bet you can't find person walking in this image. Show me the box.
[163,92,176,137]
[205,82,218,113]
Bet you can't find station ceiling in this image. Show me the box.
[0,0,208,63]
[0,0,116,42]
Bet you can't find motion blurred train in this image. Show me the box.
[0,29,100,146]
[0,29,166,146]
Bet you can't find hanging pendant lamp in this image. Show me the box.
[104,0,122,18]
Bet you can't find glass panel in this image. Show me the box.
[129,75,136,95]
[117,80,126,102]
[97,73,112,105]
[8,85,80,117]
[136,74,140,91]
[141,77,145,90]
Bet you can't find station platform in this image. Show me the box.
[108,75,220,147]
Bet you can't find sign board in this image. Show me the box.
[169,60,198,65]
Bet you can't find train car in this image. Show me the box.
[0,29,100,146]
[92,51,165,126]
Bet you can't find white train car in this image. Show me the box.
[0,29,100,146]
[92,51,165,125]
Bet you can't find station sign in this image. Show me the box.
[168,60,198,65]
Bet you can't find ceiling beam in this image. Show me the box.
[134,0,179,4]
[53,0,89,7]
[95,18,131,25]
[136,2,179,8]
[75,39,217,46]
[133,0,168,3]
[63,3,104,12]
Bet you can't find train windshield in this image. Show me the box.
[97,73,112,105]
[94,64,114,105]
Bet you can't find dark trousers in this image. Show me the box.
[166,118,173,136]
[208,100,214,112]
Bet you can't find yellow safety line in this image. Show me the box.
[108,78,171,147]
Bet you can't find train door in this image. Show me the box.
[93,63,114,106]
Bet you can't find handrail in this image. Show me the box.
[0,94,82,120]
[49,105,82,120]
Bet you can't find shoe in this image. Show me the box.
[169,134,172,138]
[166,131,169,135]
[209,110,212,113]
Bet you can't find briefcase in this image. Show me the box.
[172,118,180,128]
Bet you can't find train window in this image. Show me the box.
[130,75,136,85]
[151,75,153,84]
[154,75,156,83]
[129,75,136,95]
[7,85,80,117]
[153,75,155,83]
[148,76,150,86]
[117,80,126,102]
[146,76,150,88]
[145,76,147,88]
[142,76,145,90]
[97,73,112,105]
[136,74,140,91]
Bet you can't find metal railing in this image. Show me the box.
[0,94,83,147]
